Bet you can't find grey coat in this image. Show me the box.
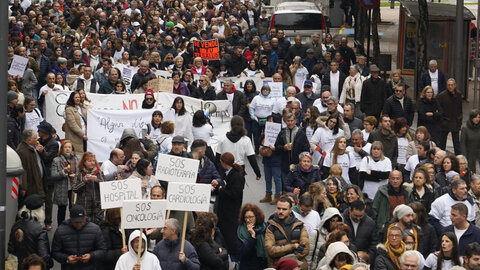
[51,154,79,206]
[21,68,38,96]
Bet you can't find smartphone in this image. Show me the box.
[142,128,148,138]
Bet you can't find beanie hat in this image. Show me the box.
[166,21,175,28]
[7,91,19,102]
[145,89,154,97]
[274,258,299,270]
[393,204,414,220]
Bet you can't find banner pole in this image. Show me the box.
[120,208,126,249]
[180,211,188,253]
[137,228,143,264]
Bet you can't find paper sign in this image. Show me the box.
[8,55,29,77]
[155,154,200,183]
[193,39,220,60]
[147,78,174,93]
[268,82,283,98]
[100,178,142,209]
[166,182,211,212]
[154,70,173,79]
[122,200,167,229]
[264,122,282,147]
[122,67,132,86]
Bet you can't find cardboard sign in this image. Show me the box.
[121,200,167,229]
[268,82,283,98]
[264,122,282,147]
[193,39,220,60]
[166,182,211,212]
[100,178,142,209]
[8,55,29,77]
[155,154,200,183]
[146,78,174,93]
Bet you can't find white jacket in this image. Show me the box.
[339,74,364,104]
[317,242,355,270]
[115,230,162,270]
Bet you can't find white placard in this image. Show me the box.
[122,67,132,86]
[264,122,282,147]
[166,182,211,212]
[121,200,167,229]
[8,55,29,77]
[155,154,199,183]
[154,70,173,78]
[100,178,142,209]
[268,82,283,98]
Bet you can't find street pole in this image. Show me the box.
[475,0,480,109]
[455,0,465,98]
[0,0,8,267]
[366,9,372,66]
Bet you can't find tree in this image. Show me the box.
[416,0,429,98]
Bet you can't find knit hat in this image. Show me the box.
[24,194,44,210]
[145,89,154,97]
[274,257,299,270]
[393,204,414,220]
[166,21,175,28]
[7,91,18,102]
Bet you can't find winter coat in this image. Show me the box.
[445,223,480,255]
[39,135,60,184]
[380,221,426,257]
[16,141,47,197]
[296,92,320,113]
[265,213,310,270]
[318,242,355,270]
[173,82,191,96]
[216,167,245,256]
[342,208,378,260]
[437,89,463,132]
[340,74,364,104]
[382,94,415,126]
[64,105,87,154]
[275,127,310,174]
[461,119,480,166]
[8,218,53,269]
[421,69,447,94]
[374,244,400,270]
[367,129,398,166]
[72,168,105,222]
[321,71,347,99]
[114,230,161,270]
[197,156,221,184]
[98,79,116,94]
[51,220,107,270]
[408,186,435,213]
[360,77,386,117]
[243,85,259,121]
[196,241,229,270]
[153,238,200,270]
[130,69,156,93]
[237,223,268,270]
[191,86,216,100]
[416,222,438,258]
[216,90,247,116]
[51,154,79,206]
[127,170,160,199]
[417,97,443,141]
[285,164,321,194]
[372,184,411,230]
[100,222,129,270]
[7,116,23,149]
[21,68,38,96]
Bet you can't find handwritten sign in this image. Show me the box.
[167,182,211,212]
[193,39,220,60]
[147,78,174,93]
[8,55,29,77]
[155,154,199,183]
[121,200,167,229]
[154,70,173,79]
[122,67,132,86]
[264,122,282,147]
[100,178,142,209]
[268,82,283,98]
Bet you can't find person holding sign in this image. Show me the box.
[115,230,161,270]
[153,218,200,270]
[249,85,276,154]
[100,208,130,270]
[212,152,246,260]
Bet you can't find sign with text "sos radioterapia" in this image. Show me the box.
[155,154,199,183]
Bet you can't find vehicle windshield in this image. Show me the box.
[274,13,324,30]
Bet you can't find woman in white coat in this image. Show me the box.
[339,66,364,118]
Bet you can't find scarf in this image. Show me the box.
[61,153,77,173]
[237,222,267,258]
[222,85,236,94]
[391,79,402,91]
[385,241,405,269]
[81,167,100,176]
[347,73,360,99]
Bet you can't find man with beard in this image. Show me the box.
[313,90,344,115]
[159,35,178,59]
[463,243,480,270]
[265,196,309,269]
[367,115,398,166]
[360,64,386,119]
[169,136,190,158]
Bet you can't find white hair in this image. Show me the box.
[400,250,424,269]
[429,59,437,66]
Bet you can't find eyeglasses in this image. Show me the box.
[389,234,402,238]
[402,264,418,269]
[244,215,255,220]
[145,98,154,101]
[199,79,204,82]
[326,102,335,106]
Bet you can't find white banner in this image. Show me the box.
[166,182,211,212]
[268,82,283,98]
[264,122,282,147]
[121,200,167,229]
[155,154,199,183]
[100,178,142,209]
[8,55,28,77]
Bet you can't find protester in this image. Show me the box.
[424,232,462,270]
[64,91,87,154]
[115,230,161,270]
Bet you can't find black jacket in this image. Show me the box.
[274,127,310,173]
[382,95,415,126]
[39,135,60,184]
[196,241,229,270]
[360,77,386,117]
[437,89,463,132]
[342,209,379,261]
[51,220,107,270]
[191,86,217,101]
[216,90,247,116]
[417,97,443,137]
[99,222,131,270]
[7,116,23,150]
[8,218,53,268]
[322,71,347,99]
[296,92,319,113]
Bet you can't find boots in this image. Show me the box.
[259,193,272,203]
[270,194,281,205]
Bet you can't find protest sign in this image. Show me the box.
[155,154,199,183]
[122,67,133,86]
[193,39,220,60]
[268,82,283,98]
[166,182,211,212]
[100,178,142,209]
[147,77,174,93]
[8,55,29,77]
[121,200,167,229]
[264,122,282,147]
[154,70,173,78]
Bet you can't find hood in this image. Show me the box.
[324,242,354,266]
[467,119,480,130]
[319,207,343,229]
[120,128,138,142]
[244,79,257,93]
[448,188,474,205]
[128,229,148,258]
[226,132,243,143]
[156,133,172,144]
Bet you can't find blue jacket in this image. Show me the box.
[274,127,310,173]
[197,156,221,184]
[284,164,321,194]
[445,223,480,255]
[421,69,446,94]
[154,238,200,270]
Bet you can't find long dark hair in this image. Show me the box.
[190,217,215,249]
[229,115,247,136]
[436,232,461,270]
[135,159,151,176]
[327,114,340,135]
[171,96,187,116]
[66,91,80,107]
[192,110,208,127]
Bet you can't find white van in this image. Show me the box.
[270,2,327,42]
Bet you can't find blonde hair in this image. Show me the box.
[329,164,342,176]
[199,75,211,87]
[419,86,435,99]
[308,182,331,211]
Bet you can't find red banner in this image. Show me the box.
[193,39,220,60]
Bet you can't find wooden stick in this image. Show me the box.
[120,208,126,249]
[180,211,188,253]
[72,192,77,204]
[166,210,171,220]
[137,228,143,264]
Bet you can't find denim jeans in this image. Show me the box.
[264,165,282,195]
[252,120,265,152]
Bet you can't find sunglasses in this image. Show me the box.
[145,98,154,101]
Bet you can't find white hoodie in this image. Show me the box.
[115,230,162,270]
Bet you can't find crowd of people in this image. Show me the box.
[6,0,480,269]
